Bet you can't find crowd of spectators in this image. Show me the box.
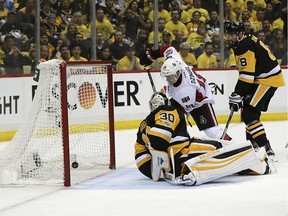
[0,0,287,75]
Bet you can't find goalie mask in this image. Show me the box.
[149,92,169,112]
[160,58,182,85]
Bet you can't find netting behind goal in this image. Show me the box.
[0,60,115,186]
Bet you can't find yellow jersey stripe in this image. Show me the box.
[247,122,262,130]
[191,149,253,171]
[250,85,269,107]
[136,154,151,168]
[252,131,265,139]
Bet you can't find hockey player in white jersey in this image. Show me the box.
[140,45,232,140]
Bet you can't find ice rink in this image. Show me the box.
[0,120,287,216]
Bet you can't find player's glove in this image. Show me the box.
[140,48,161,66]
[229,92,243,112]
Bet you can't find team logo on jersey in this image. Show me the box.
[199,115,207,124]
[163,120,172,127]
[181,96,190,103]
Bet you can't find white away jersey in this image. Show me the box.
[163,47,215,112]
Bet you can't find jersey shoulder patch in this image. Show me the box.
[235,36,255,55]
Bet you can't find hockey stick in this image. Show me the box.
[220,107,234,139]
[146,67,157,93]
[164,148,175,182]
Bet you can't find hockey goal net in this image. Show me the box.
[0,59,115,186]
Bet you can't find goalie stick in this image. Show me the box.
[163,148,176,183]
[163,148,196,186]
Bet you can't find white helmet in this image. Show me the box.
[160,58,182,84]
[149,91,169,112]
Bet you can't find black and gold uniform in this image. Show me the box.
[134,104,222,179]
[234,34,285,94]
[232,31,285,154]
[134,104,190,179]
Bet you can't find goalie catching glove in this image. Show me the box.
[229,92,243,112]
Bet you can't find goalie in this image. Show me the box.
[134,92,274,186]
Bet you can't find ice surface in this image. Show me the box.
[0,121,287,216]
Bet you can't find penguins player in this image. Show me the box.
[225,21,285,161]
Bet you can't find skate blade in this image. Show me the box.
[269,155,278,163]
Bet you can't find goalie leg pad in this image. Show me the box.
[184,142,270,185]
[150,150,170,181]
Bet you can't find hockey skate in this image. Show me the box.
[238,146,277,175]
[256,147,277,174]
[251,141,260,151]
[265,141,277,162]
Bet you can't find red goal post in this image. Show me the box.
[0,60,115,186]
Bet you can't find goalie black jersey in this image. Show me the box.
[134,105,190,179]
[234,34,285,95]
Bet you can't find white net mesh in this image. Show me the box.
[0,60,114,185]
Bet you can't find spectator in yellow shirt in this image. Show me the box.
[40,33,54,60]
[197,41,218,68]
[68,44,88,61]
[224,2,237,22]
[252,0,267,11]
[244,0,257,21]
[148,0,171,23]
[0,0,9,21]
[225,0,245,19]
[187,0,209,23]
[88,7,115,41]
[186,11,203,34]
[148,18,166,45]
[170,0,190,24]
[224,47,236,68]
[253,10,265,31]
[239,11,256,33]
[116,45,144,70]
[186,22,211,58]
[57,44,70,62]
[165,9,189,41]
[272,11,285,32]
[179,42,197,67]
[69,11,89,40]
[161,30,172,47]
